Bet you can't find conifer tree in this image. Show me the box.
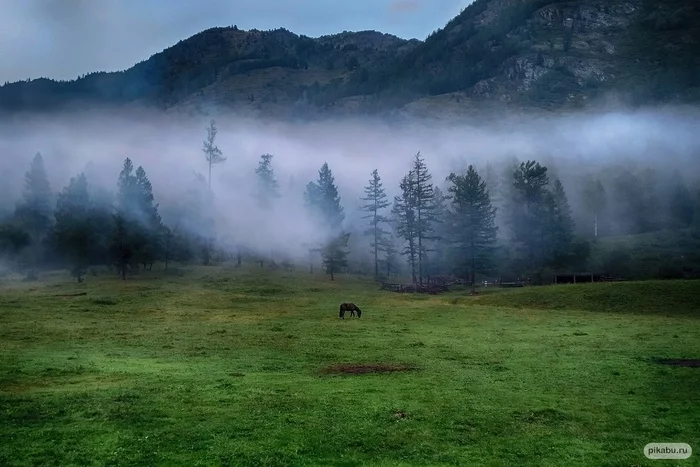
[53,173,93,282]
[254,154,281,209]
[202,119,226,189]
[508,160,550,280]
[546,179,575,269]
[446,166,498,293]
[392,172,418,284]
[14,152,53,278]
[359,169,390,279]
[411,152,436,285]
[304,162,349,279]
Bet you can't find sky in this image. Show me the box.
[0,0,470,84]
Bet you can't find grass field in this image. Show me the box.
[1,266,699,466]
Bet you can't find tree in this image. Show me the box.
[305,162,344,231]
[134,165,163,270]
[53,173,93,282]
[304,162,349,278]
[359,169,390,279]
[14,152,53,278]
[581,176,606,238]
[546,179,575,269]
[508,160,550,280]
[446,166,498,293]
[202,119,226,189]
[392,172,418,284]
[411,152,436,286]
[321,232,350,280]
[254,154,281,209]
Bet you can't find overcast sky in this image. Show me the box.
[1,0,470,83]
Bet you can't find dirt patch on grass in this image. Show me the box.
[656,358,700,367]
[320,363,417,375]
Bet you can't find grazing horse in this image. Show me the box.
[339,302,362,319]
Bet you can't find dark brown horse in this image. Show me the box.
[339,303,362,319]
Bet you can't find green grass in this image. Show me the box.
[1,266,699,466]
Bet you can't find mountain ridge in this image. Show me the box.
[1,0,698,120]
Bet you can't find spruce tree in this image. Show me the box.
[446,166,498,293]
[53,173,93,282]
[546,179,575,269]
[304,162,348,279]
[14,152,53,277]
[254,154,281,209]
[305,162,344,231]
[411,152,436,286]
[134,165,163,270]
[509,160,550,280]
[359,169,390,279]
[392,172,418,284]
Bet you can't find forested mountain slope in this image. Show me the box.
[0,0,698,119]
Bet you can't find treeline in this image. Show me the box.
[1,121,700,284]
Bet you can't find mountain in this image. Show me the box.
[1,0,698,119]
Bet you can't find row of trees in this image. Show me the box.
[2,118,699,284]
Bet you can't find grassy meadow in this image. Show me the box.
[1,265,699,466]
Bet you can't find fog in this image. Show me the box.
[1,106,699,263]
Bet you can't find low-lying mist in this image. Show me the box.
[1,106,699,263]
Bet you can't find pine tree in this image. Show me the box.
[112,158,138,278]
[446,166,498,293]
[546,179,575,269]
[508,160,550,280]
[304,162,348,279]
[411,152,436,286]
[134,166,163,270]
[254,154,280,209]
[14,152,53,278]
[392,172,418,284]
[305,162,344,232]
[202,119,226,189]
[53,173,93,282]
[359,169,390,279]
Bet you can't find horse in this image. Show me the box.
[339,302,362,319]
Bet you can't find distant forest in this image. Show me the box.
[1,119,699,286]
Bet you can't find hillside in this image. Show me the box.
[0,0,698,119]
